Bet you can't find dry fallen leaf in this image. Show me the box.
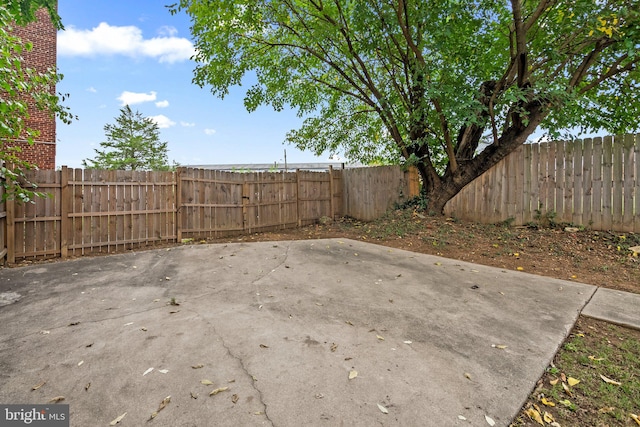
[348,370,358,380]
[259,344,269,348]
[464,373,472,380]
[600,374,621,385]
[558,399,572,407]
[158,396,171,411]
[376,335,385,341]
[562,381,573,396]
[630,413,640,426]
[85,382,91,391]
[48,396,65,403]
[201,379,213,385]
[377,403,389,414]
[560,373,567,382]
[232,394,239,404]
[192,364,204,369]
[31,381,46,391]
[549,378,558,385]
[526,408,544,425]
[541,397,555,407]
[330,343,337,352]
[149,395,171,420]
[588,355,604,361]
[485,414,496,426]
[543,411,555,423]
[143,367,154,376]
[567,377,580,387]
[158,369,169,374]
[109,412,127,426]
[209,387,229,396]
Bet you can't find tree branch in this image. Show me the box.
[510,0,528,88]
[578,57,638,94]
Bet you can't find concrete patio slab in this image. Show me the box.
[581,288,640,331]
[0,239,597,426]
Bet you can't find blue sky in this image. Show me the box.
[55,0,334,168]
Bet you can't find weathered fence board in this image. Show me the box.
[342,166,419,221]
[445,133,640,232]
[0,170,7,261]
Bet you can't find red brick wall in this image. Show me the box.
[9,8,57,170]
[9,142,56,170]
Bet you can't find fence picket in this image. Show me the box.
[581,138,593,228]
[635,134,640,232]
[622,134,635,231]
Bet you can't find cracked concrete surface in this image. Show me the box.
[0,239,596,426]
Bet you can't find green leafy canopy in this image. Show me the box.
[170,0,639,211]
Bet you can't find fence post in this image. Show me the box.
[0,162,5,262]
[176,168,182,243]
[242,180,250,233]
[328,166,335,219]
[60,166,69,259]
[408,166,421,197]
[296,169,302,227]
[5,164,15,265]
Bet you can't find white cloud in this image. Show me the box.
[117,91,157,106]
[86,86,97,93]
[58,22,195,63]
[149,115,176,129]
[204,128,217,135]
[155,100,169,108]
[180,121,196,127]
[157,25,178,37]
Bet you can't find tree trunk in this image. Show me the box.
[414,99,548,215]
[418,170,468,215]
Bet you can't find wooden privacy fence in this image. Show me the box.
[1,165,417,263]
[444,133,640,232]
[342,166,420,221]
[177,167,342,239]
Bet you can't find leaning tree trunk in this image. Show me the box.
[414,104,548,215]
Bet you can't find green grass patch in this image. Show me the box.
[512,317,640,427]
